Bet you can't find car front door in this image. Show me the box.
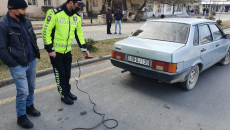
[199,24,216,69]
[209,24,228,61]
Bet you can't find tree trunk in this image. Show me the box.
[108,0,112,6]
[172,5,175,15]
[134,0,148,20]
[122,0,128,11]
[86,0,89,13]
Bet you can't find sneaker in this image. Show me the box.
[68,93,77,100]
[114,32,117,34]
[17,115,34,129]
[61,96,74,105]
[26,104,41,117]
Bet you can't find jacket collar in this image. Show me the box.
[62,3,74,16]
[7,12,29,27]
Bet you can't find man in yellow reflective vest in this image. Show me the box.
[42,0,91,105]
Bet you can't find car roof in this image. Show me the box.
[150,18,216,25]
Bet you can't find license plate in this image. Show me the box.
[127,55,150,66]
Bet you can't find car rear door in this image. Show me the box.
[209,23,228,61]
[199,24,216,69]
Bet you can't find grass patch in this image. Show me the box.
[0,37,126,80]
[219,20,230,29]
[82,22,99,24]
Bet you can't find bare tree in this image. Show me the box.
[156,0,197,15]
[134,0,148,20]
[122,0,128,11]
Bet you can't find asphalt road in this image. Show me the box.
[1,59,230,130]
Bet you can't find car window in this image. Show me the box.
[131,22,190,44]
[209,24,224,41]
[193,25,199,45]
[199,24,213,44]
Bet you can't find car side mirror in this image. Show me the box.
[226,34,230,39]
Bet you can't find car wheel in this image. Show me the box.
[220,49,230,66]
[180,65,200,91]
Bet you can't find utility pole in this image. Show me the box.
[209,0,212,17]
[90,0,92,24]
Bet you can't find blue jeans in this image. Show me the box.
[9,59,37,117]
[115,20,121,33]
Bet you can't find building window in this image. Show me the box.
[44,0,52,6]
[92,0,98,7]
[28,0,37,5]
[166,4,171,12]
[174,4,183,12]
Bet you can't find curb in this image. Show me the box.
[32,23,102,28]
[0,55,111,87]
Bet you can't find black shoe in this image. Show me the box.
[17,115,34,129]
[26,104,41,117]
[119,33,121,34]
[61,96,74,105]
[68,93,77,100]
[107,33,112,35]
[114,32,117,34]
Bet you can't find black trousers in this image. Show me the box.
[107,22,112,34]
[50,52,72,98]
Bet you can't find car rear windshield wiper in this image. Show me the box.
[132,29,143,36]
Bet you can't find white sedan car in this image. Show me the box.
[111,18,230,91]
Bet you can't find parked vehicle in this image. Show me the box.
[111,18,230,90]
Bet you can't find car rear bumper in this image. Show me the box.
[111,59,192,83]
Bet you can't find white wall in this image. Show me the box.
[163,4,183,15]
[0,0,63,17]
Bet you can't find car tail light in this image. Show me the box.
[111,51,125,61]
[152,60,177,73]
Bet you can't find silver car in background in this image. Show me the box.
[111,18,230,91]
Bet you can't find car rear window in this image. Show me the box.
[131,22,190,44]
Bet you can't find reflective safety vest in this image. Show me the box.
[42,3,87,54]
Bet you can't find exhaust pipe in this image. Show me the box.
[121,70,128,73]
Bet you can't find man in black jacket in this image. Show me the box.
[114,7,123,34]
[0,0,40,129]
[202,8,206,16]
[106,6,112,34]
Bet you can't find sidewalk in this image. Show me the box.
[34,18,158,49]
[32,18,98,27]
[33,16,230,50]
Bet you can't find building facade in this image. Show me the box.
[0,0,102,18]
[201,0,230,12]
[0,0,186,18]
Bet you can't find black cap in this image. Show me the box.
[68,0,86,7]
[117,7,120,9]
[8,0,28,9]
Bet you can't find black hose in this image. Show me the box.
[72,57,118,130]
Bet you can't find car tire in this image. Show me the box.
[180,65,200,91]
[220,49,230,66]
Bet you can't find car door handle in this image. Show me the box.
[216,43,220,47]
[201,48,206,52]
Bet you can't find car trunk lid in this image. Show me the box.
[113,37,185,63]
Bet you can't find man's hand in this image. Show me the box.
[49,51,56,58]
[84,51,91,58]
